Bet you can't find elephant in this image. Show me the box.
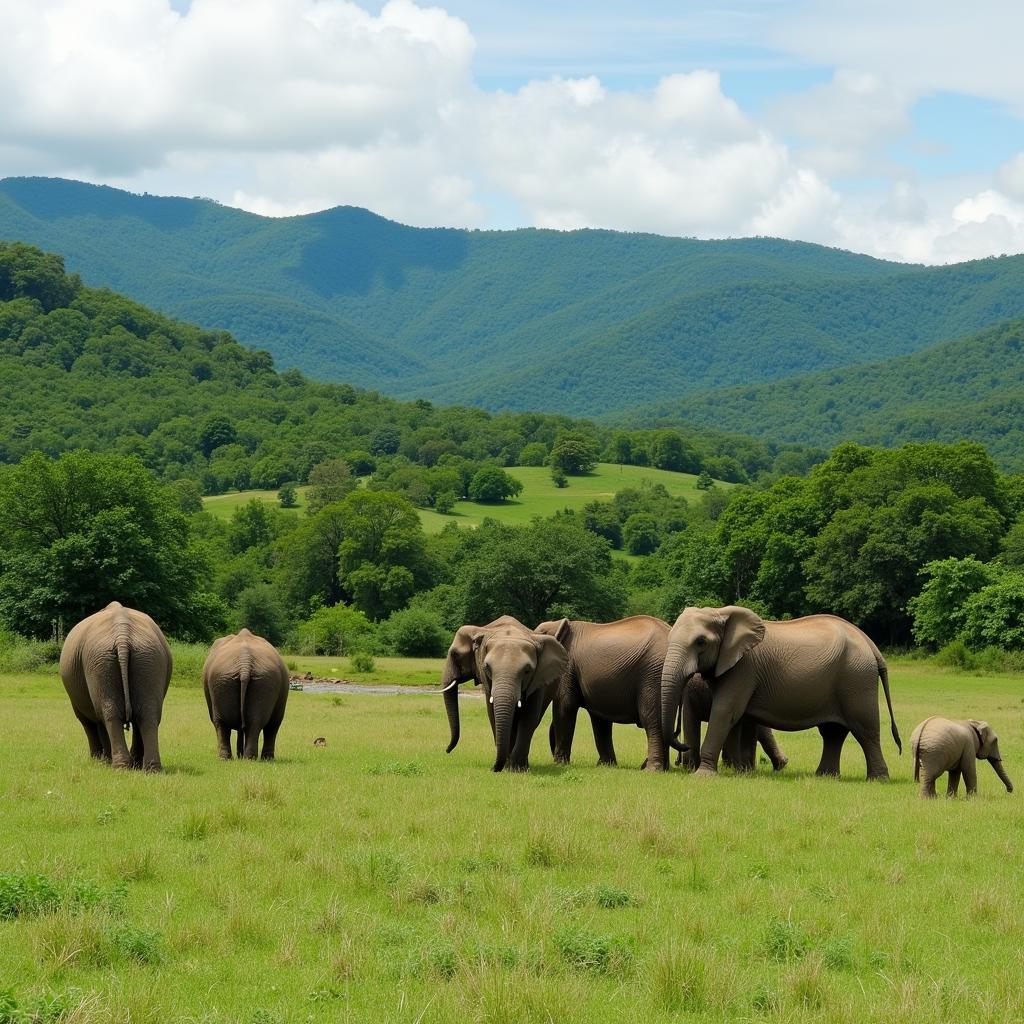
[441,615,567,772]
[202,629,289,760]
[911,717,1013,798]
[59,602,172,771]
[661,606,901,779]
[534,616,687,771]
[680,674,788,773]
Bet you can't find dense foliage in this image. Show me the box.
[6,176,1024,419]
[0,241,817,489]
[633,316,1024,472]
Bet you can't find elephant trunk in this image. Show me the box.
[661,641,694,755]
[990,758,1014,793]
[491,679,518,773]
[441,654,462,754]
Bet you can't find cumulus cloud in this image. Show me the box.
[1,0,1023,263]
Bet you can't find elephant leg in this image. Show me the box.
[130,727,145,769]
[919,772,939,798]
[589,715,617,767]
[550,699,579,765]
[74,710,105,760]
[236,730,245,759]
[815,723,849,777]
[215,723,233,759]
[961,755,978,797]
[103,714,132,769]
[242,728,260,760]
[681,702,701,772]
[134,720,162,772]
[758,727,788,771]
[508,690,548,772]
[642,717,669,773]
[851,726,889,780]
[946,769,961,797]
[697,675,753,775]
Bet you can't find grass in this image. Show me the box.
[0,662,1021,1022]
[200,464,723,536]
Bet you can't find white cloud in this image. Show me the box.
[1,0,1024,263]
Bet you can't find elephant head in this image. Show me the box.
[969,720,1014,792]
[661,605,765,754]
[441,617,567,772]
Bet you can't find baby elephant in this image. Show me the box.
[911,717,1014,798]
[202,629,289,760]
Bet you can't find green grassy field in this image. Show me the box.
[201,464,721,535]
[1,663,1021,1023]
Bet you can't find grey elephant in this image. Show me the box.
[661,606,901,779]
[534,616,688,771]
[59,602,172,771]
[202,629,289,760]
[680,674,788,773]
[441,616,567,772]
[911,717,1013,798]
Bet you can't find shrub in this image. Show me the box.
[555,928,632,975]
[349,652,375,673]
[381,607,448,657]
[292,603,376,657]
[550,466,568,488]
[277,482,298,508]
[434,490,457,515]
[0,634,61,674]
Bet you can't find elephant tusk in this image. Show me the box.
[489,696,493,704]
[440,679,460,692]
[517,700,522,708]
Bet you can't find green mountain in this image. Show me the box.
[626,316,1024,471]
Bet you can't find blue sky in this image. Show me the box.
[5,0,1024,262]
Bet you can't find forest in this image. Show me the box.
[5,176,1024,420]
[2,241,1024,666]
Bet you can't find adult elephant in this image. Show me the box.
[441,616,566,772]
[680,674,788,773]
[59,602,172,771]
[534,616,687,771]
[202,629,289,760]
[661,606,901,779]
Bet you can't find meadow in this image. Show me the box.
[201,463,718,535]
[1,661,1021,1023]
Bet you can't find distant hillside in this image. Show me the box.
[626,316,1024,472]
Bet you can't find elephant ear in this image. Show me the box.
[534,618,571,644]
[714,606,766,679]
[530,633,568,694]
[968,719,996,758]
[441,625,486,690]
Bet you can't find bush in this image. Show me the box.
[349,652,375,673]
[434,490,457,515]
[381,607,449,657]
[277,482,298,508]
[292,603,376,656]
[551,466,568,488]
[0,633,61,674]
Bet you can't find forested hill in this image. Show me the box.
[0,241,815,488]
[625,316,1024,472]
[0,174,987,412]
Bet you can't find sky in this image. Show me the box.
[3,0,1024,263]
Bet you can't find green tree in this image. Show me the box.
[0,451,222,639]
[519,442,548,467]
[336,490,431,620]
[468,466,523,503]
[696,470,714,490]
[549,432,599,475]
[235,584,289,645]
[960,573,1024,650]
[551,465,568,488]
[198,414,237,457]
[382,606,449,656]
[908,557,999,649]
[293,602,376,655]
[306,458,356,513]
[623,513,659,555]
[650,431,700,473]
[278,482,298,508]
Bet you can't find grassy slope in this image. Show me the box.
[0,663,1021,1023]
[202,464,719,533]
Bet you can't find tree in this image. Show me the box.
[650,431,700,473]
[168,478,203,514]
[551,466,568,488]
[292,602,376,655]
[960,573,1024,650]
[549,432,599,475]
[468,466,523,503]
[0,451,222,640]
[235,584,289,645]
[336,490,432,620]
[908,557,999,649]
[306,458,356,513]
[456,518,625,624]
[434,490,457,514]
[278,482,298,508]
[382,606,449,656]
[696,470,714,490]
[519,442,547,467]
[198,414,237,457]
[623,513,660,555]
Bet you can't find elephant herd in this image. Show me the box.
[441,607,1015,799]
[57,601,1013,798]
[59,602,288,771]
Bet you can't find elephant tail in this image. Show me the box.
[239,647,252,735]
[873,646,901,755]
[912,731,921,783]
[115,623,132,730]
